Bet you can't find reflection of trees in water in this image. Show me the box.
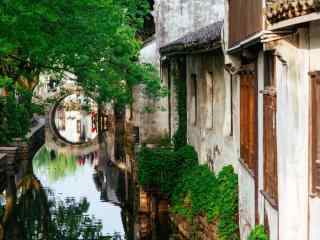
[34,146,100,183]
[1,173,120,240]
[33,146,78,183]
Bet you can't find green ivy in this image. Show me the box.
[138,141,239,240]
[171,165,219,222]
[173,58,187,150]
[137,144,198,195]
[248,225,269,240]
[217,165,239,240]
[171,165,239,240]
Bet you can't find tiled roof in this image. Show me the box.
[160,21,223,55]
[266,0,320,24]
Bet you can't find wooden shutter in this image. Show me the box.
[240,65,258,173]
[311,71,320,194]
[263,92,278,202]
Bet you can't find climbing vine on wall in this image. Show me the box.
[173,57,187,150]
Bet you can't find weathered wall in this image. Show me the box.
[154,0,224,48]
[135,38,169,143]
[186,50,238,170]
[270,29,309,240]
[135,0,225,143]
[139,38,158,67]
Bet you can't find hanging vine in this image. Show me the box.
[173,57,187,150]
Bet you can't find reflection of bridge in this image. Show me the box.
[45,126,100,156]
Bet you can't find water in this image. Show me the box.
[0,106,172,239]
[33,147,125,237]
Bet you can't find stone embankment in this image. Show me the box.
[0,117,45,190]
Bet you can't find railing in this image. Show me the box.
[229,0,263,48]
[266,0,320,24]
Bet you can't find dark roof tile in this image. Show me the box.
[160,20,223,55]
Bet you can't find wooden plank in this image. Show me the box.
[229,0,263,47]
[311,71,320,195]
[240,65,258,173]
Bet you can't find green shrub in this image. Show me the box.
[171,165,239,240]
[137,144,198,195]
[176,145,198,171]
[248,225,269,240]
[137,143,239,240]
[138,146,177,194]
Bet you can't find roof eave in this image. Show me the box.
[160,40,222,57]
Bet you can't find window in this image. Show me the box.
[77,120,81,134]
[310,71,320,195]
[240,64,257,173]
[206,72,214,129]
[264,51,276,88]
[58,109,65,130]
[263,52,278,204]
[191,74,198,125]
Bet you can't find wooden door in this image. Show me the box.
[240,64,259,223]
[311,71,320,195]
[240,65,258,173]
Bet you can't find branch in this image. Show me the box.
[7,55,79,75]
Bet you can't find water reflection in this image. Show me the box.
[33,145,125,238]
[1,134,172,240]
[54,94,98,144]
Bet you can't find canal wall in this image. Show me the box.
[0,117,45,180]
[137,187,221,240]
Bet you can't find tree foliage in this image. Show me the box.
[0,79,42,144]
[0,0,163,104]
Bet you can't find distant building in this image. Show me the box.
[55,94,98,143]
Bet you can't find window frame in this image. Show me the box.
[310,71,320,197]
[239,64,258,175]
[262,52,278,207]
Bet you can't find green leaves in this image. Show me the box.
[0,0,162,104]
[137,144,198,195]
[0,86,41,144]
[217,166,239,240]
[248,225,269,240]
[171,165,239,239]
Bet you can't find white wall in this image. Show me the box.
[268,29,310,240]
[154,0,224,47]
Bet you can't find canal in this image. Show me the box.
[1,94,172,240]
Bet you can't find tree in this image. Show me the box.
[0,0,163,104]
